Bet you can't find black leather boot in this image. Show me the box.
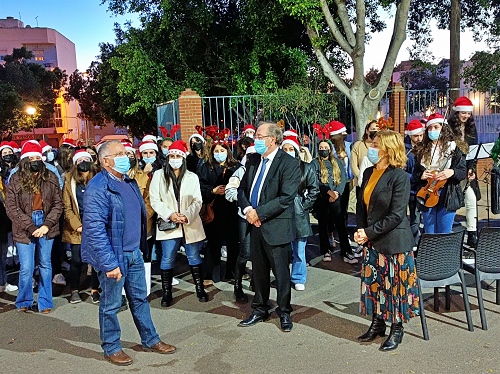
[379,323,404,351]
[160,269,173,307]
[234,262,248,303]
[190,265,209,302]
[358,314,386,342]
[467,231,478,247]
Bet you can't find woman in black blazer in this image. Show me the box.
[354,130,419,352]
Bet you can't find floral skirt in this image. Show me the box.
[360,245,420,323]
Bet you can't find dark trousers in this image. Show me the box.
[409,194,421,245]
[70,244,99,291]
[340,182,351,224]
[250,226,292,315]
[315,197,352,256]
[236,216,251,266]
[204,217,239,281]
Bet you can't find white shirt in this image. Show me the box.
[243,147,279,213]
[421,141,456,170]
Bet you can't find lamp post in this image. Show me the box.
[26,106,36,140]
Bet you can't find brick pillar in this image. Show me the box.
[178,88,203,141]
[389,82,406,135]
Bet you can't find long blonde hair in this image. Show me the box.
[318,140,341,186]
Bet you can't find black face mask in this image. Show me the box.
[77,161,91,172]
[91,155,97,163]
[318,150,330,159]
[29,160,44,173]
[369,131,378,140]
[2,154,17,164]
[192,142,203,152]
[129,157,137,168]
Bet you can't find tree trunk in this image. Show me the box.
[449,0,461,104]
[350,88,379,140]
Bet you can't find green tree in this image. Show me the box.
[279,0,411,135]
[462,50,500,92]
[0,47,66,134]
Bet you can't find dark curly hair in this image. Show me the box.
[17,157,50,193]
[414,123,467,164]
[447,111,478,146]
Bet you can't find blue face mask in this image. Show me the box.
[367,147,381,165]
[214,152,227,163]
[162,148,168,155]
[285,150,296,158]
[112,155,131,175]
[428,130,440,141]
[46,151,54,162]
[143,156,156,164]
[254,139,268,155]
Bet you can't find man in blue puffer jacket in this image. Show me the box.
[81,140,176,366]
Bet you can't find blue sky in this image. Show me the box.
[0,1,489,74]
[0,0,136,71]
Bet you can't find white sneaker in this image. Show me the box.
[52,273,66,286]
[343,253,358,264]
[179,246,185,253]
[353,245,363,258]
[221,246,227,258]
[4,283,18,292]
[172,277,180,286]
[61,261,70,272]
[294,284,305,291]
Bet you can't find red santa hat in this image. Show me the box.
[283,129,298,138]
[168,140,188,158]
[453,96,473,112]
[328,121,347,136]
[188,133,206,145]
[139,140,158,153]
[281,136,300,153]
[20,141,43,160]
[121,140,136,153]
[142,134,158,142]
[62,138,76,147]
[73,149,92,164]
[405,119,425,136]
[95,140,106,153]
[426,113,445,127]
[0,141,14,153]
[242,124,255,133]
[38,140,52,154]
[9,141,20,152]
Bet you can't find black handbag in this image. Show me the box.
[157,217,178,232]
[445,182,465,211]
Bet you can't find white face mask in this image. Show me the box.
[169,158,183,170]
[285,150,296,158]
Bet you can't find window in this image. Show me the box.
[35,56,44,61]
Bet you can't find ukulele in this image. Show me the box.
[416,152,453,208]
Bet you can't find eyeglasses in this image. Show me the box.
[254,135,271,140]
[103,152,126,158]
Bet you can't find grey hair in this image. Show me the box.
[258,121,283,144]
[98,140,122,164]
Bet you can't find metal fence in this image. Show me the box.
[156,87,500,144]
[156,99,180,140]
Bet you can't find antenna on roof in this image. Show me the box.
[19,12,21,21]
[35,16,38,27]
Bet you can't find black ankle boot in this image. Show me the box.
[160,269,173,307]
[467,231,478,247]
[358,314,386,342]
[379,323,404,351]
[234,262,248,303]
[190,265,209,302]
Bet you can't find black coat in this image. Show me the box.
[238,149,301,246]
[413,145,466,211]
[293,161,319,238]
[357,166,414,255]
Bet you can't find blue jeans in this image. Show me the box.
[421,204,456,234]
[291,238,307,285]
[16,211,54,311]
[97,248,160,356]
[160,238,202,270]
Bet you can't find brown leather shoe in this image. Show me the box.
[104,350,133,366]
[40,308,52,314]
[144,341,176,354]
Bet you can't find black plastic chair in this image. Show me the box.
[462,227,500,330]
[416,230,474,340]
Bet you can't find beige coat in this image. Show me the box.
[62,175,82,244]
[149,169,205,244]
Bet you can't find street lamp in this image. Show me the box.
[26,106,36,139]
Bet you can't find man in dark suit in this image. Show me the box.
[237,122,301,332]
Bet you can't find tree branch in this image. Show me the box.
[376,0,411,93]
[320,0,354,55]
[351,0,366,88]
[331,0,356,48]
[307,24,350,97]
